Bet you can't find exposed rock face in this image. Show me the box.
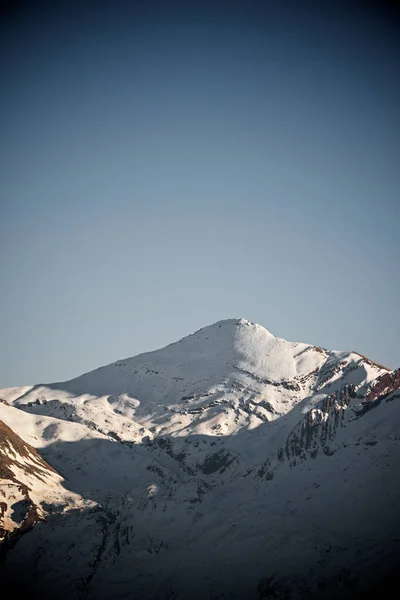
[364,368,400,401]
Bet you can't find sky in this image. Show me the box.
[1,0,399,387]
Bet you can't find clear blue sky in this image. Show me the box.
[1,1,399,387]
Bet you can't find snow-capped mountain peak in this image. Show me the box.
[0,320,398,600]
[0,319,388,443]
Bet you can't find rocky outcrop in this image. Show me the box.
[364,368,400,402]
[280,385,356,465]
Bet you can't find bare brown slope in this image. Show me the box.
[0,420,59,546]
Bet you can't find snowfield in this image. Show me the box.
[0,318,399,599]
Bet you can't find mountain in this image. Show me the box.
[0,318,399,599]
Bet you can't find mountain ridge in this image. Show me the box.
[1,318,389,442]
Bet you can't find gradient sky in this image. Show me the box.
[1,1,399,387]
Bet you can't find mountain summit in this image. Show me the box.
[0,320,399,599]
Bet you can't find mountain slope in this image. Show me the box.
[0,319,399,599]
[0,402,93,548]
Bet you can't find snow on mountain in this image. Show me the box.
[0,319,399,599]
